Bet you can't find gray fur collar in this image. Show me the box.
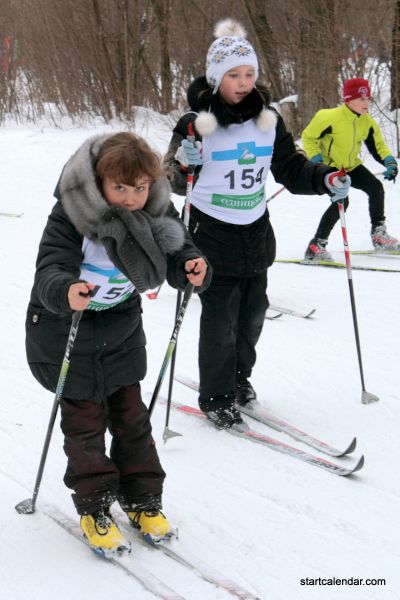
[58,134,172,240]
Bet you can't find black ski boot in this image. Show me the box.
[200,394,248,432]
[236,379,259,407]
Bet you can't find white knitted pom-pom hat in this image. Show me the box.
[206,18,259,92]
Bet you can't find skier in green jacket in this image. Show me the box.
[302,77,398,260]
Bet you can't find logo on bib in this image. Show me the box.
[212,187,265,209]
[212,141,272,165]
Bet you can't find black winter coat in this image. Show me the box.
[26,134,211,402]
[165,78,335,277]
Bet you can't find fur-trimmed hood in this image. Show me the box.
[55,134,172,240]
[186,76,277,137]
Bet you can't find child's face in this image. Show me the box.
[103,176,150,210]
[219,65,256,105]
[346,97,371,115]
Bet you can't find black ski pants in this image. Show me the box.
[198,272,269,410]
[60,384,165,515]
[315,164,385,240]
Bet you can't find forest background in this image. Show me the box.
[2,0,400,144]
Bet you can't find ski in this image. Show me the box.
[0,211,23,218]
[236,402,355,457]
[351,249,400,256]
[275,258,400,273]
[116,516,262,600]
[173,375,356,458]
[268,303,316,319]
[41,504,186,600]
[164,399,363,477]
[265,309,283,320]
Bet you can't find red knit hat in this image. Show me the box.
[343,78,371,102]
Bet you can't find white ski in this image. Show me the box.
[268,303,316,319]
[41,504,186,600]
[163,397,364,477]
[116,514,262,600]
[174,375,357,457]
[0,211,24,218]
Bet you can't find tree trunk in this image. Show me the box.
[391,0,400,110]
[152,0,172,113]
[244,0,285,100]
[295,0,340,137]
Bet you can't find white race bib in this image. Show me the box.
[80,238,135,310]
[192,119,276,224]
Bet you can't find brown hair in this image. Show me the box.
[96,132,165,186]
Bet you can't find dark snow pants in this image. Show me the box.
[60,384,165,515]
[198,272,269,410]
[315,164,385,240]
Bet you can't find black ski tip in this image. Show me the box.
[265,312,283,320]
[305,308,316,318]
[343,436,357,455]
[351,454,365,474]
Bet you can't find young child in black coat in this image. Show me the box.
[26,132,209,555]
[165,19,349,430]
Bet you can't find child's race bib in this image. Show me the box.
[80,238,136,310]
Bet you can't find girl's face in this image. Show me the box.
[219,65,256,105]
[346,97,371,115]
[103,176,150,211]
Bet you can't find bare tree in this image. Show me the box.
[244,1,286,99]
[391,0,400,110]
[0,0,397,130]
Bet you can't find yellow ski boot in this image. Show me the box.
[80,508,131,556]
[126,503,175,544]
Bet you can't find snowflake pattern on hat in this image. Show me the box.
[208,49,230,66]
[233,44,251,57]
[208,39,254,66]
[205,28,259,92]
[220,37,235,47]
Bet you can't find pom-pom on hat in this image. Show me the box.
[206,18,259,92]
[343,78,371,102]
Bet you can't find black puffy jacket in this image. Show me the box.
[26,134,211,401]
[165,77,334,277]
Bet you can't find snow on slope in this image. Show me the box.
[0,111,399,600]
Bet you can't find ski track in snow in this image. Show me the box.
[1,115,399,600]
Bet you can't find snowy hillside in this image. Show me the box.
[0,110,399,600]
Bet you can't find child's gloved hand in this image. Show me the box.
[175,139,203,167]
[383,156,398,181]
[68,282,95,310]
[184,258,208,287]
[324,171,351,203]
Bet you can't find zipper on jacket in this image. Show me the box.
[349,117,357,167]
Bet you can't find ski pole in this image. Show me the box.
[337,194,379,405]
[163,124,197,442]
[266,185,285,203]
[148,282,194,428]
[15,311,83,514]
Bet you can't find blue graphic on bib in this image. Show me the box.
[81,263,129,284]
[212,141,272,165]
[80,262,134,310]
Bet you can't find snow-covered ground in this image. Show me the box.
[1,109,399,600]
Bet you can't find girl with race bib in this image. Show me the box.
[165,19,346,430]
[25,132,209,555]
